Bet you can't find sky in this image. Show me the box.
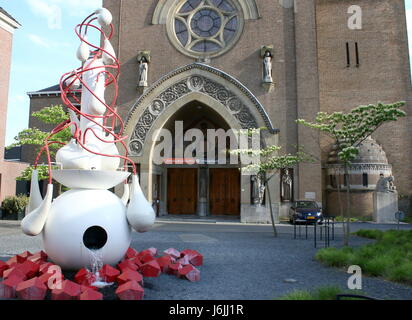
[1,0,102,146]
[1,0,412,146]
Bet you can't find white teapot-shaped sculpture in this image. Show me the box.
[21,8,155,270]
[21,169,155,270]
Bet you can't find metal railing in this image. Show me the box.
[293,216,336,248]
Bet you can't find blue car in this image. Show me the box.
[289,200,323,224]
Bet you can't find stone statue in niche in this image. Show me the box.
[138,56,148,87]
[262,50,273,83]
[251,174,266,206]
[376,174,397,193]
[281,169,293,202]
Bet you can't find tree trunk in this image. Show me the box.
[265,178,278,237]
[343,164,351,246]
[335,168,345,244]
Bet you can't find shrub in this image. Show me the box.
[362,255,393,277]
[315,286,343,300]
[278,286,360,300]
[1,194,29,215]
[317,229,412,285]
[388,262,412,283]
[279,290,313,300]
[353,229,383,240]
[316,247,352,267]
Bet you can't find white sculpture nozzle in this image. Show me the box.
[126,175,155,233]
[21,184,54,236]
[25,169,43,216]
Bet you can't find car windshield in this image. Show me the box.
[296,201,318,208]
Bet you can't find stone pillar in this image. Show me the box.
[373,191,399,224]
[197,167,208,217]
[240,173,280,224]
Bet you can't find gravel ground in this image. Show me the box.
[1,220,411,300]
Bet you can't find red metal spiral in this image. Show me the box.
[34,12,136,185]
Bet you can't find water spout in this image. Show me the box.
[87,249,113,289]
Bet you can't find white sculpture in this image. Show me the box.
[21,8,156,270]
[263,51,273,83]
[138,57,148,87]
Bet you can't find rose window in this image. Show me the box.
[168,0,244,58]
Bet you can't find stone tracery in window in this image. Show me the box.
[168,0,244,58]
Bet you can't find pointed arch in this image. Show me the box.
[125,63,278,156]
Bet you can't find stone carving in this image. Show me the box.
[374,174,398,223]
[251,174,266,206]
[149,99,165,115]
[326,163,392,174]
[126,63,278,134]
[129,75,259,156]
[281,169,293,202]
[376,175,397,193]
[138,57,148,87]
[129,140,143,155]
[263,51,273,83]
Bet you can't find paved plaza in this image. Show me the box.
[1,220,411,300]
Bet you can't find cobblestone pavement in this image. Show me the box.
[1,220,411,300]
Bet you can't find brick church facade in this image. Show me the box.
[0,8,28,202]
[24,0,412,222]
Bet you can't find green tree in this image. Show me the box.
[296,101,406,245]
[231,128,313,237]
[8,105,71,181]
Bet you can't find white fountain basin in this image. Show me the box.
[52,169,130,189]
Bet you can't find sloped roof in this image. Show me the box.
[27,84,61,97]
[36,84,61,93]
[0,7,21,26]
[27,84,82,98]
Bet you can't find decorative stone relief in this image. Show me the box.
[126,63,278,156]
[129,75,258,156]
[326,163,392,175]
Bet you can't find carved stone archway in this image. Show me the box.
[125,63,278,157]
